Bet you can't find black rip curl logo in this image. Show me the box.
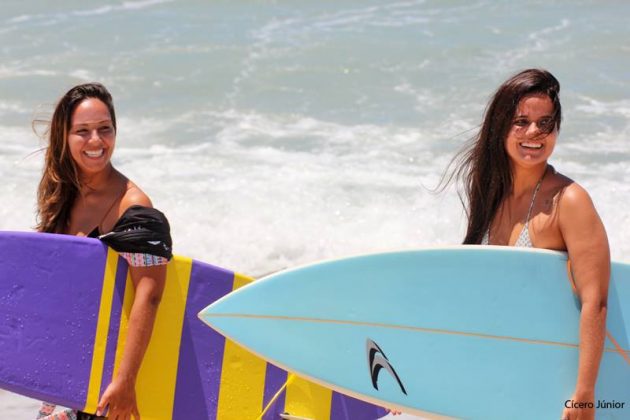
[366,338,407,395]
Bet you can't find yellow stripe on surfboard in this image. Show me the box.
[217,339,267,419]
[112,256,193,418]
[233,272,254,289]
[285,375,333,420]
[84,248,119,413]
[216,272,267,420]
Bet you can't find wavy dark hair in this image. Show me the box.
[445,69,562,244]
[36,83,117,233]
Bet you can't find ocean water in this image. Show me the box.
[1,0,628,417]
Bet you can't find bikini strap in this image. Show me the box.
[524,166,547,225]
[94,185,132,234]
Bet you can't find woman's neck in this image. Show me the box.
[79,164,117,195]
[511,163,548,198]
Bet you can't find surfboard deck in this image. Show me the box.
[199,246,630,420]
[0,231,385,420]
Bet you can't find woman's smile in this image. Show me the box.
[84,148,105,159]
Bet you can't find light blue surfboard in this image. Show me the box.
[199,246,630,419]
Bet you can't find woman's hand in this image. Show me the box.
[561,390,595,420]
[97,376,140,419]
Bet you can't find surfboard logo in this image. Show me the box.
[366,339,407,395]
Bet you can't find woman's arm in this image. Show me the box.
[96,264,166,419]
[96,190,168,419]
[558,184,610,420]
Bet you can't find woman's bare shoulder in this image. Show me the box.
[557,180,594,209]
[545,169,589,205]
[120,180,153,211]
[552,175,601,232]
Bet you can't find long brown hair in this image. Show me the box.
[36,83,117,233]
[447,69,562,244]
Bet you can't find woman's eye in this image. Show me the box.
[75,129,88,135]
[538,118,552,128]
[99,126,113,133]
[514,119,528,127]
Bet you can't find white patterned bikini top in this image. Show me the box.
[481,170,546,248]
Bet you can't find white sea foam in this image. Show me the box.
[5,0,174,24]
[7,14,31,24]
[487,18,572,73]
[229,0,439,103]
[0,101,31,116]
[575,96,630,118]
[120,0,174,11]
[68,69,94,81]
[73,0,173,17]
[0,65,57,79]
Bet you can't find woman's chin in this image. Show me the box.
[512,150,552,167]
[76,160,112,177]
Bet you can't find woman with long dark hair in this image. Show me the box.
[36,83,172,420]
[453,69,609,420]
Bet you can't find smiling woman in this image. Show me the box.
[35,83,172,420]
[445,69,610,420]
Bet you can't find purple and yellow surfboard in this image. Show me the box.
[0,231,384,419]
